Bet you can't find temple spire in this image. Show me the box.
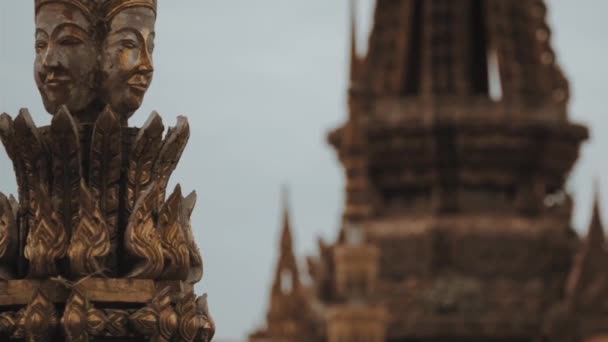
[349,0,361,83]
[565,185,607,306]
[587,185,605,248]
[280,185,292,250]
[258,186,311,341]
[272,185,300,294]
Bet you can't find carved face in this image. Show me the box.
[34,4,97,115]
[102,7,156,118]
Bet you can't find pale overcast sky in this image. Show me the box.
[0,1,607,340]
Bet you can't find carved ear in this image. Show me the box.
[152,116,190,206]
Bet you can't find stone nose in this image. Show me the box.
[41,44,65,70]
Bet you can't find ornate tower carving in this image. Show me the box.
[249,191,320,342]
[328,225,386,342]
[325,0,588,338]
[0,0,214,340]
[252,0,597,341]
[544,192,608,342]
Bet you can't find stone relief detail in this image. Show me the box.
[0,309,25,338]
[49,107,83,240]
[126,112,164,215]
[0,192,18,280]
[124,182,165,279]
[151,117,190,207]
[24,290,59,341]
[2,104,199,283]
[159,185,191,280]
[101,309,130,337]
[88,107,122,259]
[195,295,216,342]
[25,184,68,279]
[0,287,218,341]
[130,288,178,341]
[13,109,51,247]
[62,288,106,341]
[67,182,111,277]
[182,191,204,284]
[175,292,199,341]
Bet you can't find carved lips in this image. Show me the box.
[41,71,72,89]
[127,73,151,94]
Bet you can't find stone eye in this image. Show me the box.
[147,39,155,53]
[121,39,138,49]
[35,40,47,52]
[58,36,83,47]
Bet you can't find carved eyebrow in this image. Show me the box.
[111,27,143,39]
[51,23,90,38]
[35,28,49,38]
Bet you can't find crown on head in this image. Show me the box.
[100,0,157,21]
[35,0,98,19]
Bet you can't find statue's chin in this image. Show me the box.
[111,96,144,119]
[40,96,60,115]
[40,91,96,116]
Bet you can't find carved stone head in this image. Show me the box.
[34,0,99,117]
[100,0,157,120]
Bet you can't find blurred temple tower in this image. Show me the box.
[249,0,608,341]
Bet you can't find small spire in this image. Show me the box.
[587,186,605,248]
[565,184,608,307]
[349,0,360,82]
[271,185,301,295]
[280,185,293,250]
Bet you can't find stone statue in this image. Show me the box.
[100,0,156,120]
[0,0,214,340]
[34,0,100,121]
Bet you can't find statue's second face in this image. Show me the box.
[34,3,97,115]
[102,7,156,118]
